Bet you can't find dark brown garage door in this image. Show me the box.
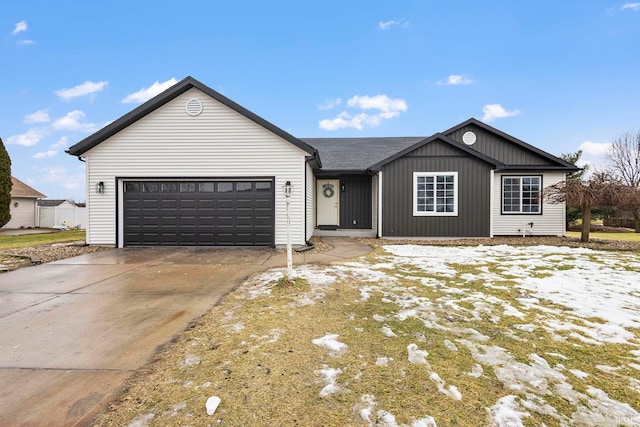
[123,180,274,246]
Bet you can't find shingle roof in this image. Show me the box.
[301,137,425,171]
[37,199,74,207]
[10,176,45,198]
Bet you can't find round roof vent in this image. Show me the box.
[185,99,203,116]
[462,131,477,145]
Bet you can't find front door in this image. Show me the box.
[317,179,339,227]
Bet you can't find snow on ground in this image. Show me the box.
[230,244,640,425]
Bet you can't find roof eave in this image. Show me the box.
[67,76,316,157]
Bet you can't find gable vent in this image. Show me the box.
[185,99,203,116]
[462,131,477,145]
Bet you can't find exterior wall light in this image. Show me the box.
[96,181,105,194]
[282,180,292,198]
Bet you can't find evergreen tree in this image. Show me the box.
[0,137,11,227]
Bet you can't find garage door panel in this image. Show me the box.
[124,179,274,246]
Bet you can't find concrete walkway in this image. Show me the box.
[0,237,371,426]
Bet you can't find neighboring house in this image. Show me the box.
[5,176,46,229]
[37,199,87,229]
[67,76,578,247]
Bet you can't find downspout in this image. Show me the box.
[303,155,316,248]
[378,170,383,238]
[489,170,495,238]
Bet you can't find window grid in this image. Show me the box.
[502,176,541,214]
[414,172,457,216]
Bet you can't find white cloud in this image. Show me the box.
[318,98,342,110]
[320,94,407,130]
[121,78,178,104]
[17,39,35,45]
[55,81,108,100]
[12,20,27,35]
[576,141,612,174]
[579,140,612,157]
[33,138,69,160]
[51,136,68,150]
[35,166,85,192]
[481,104,521,122]
[347,95,407,112]
[378,19,409,30]
[52,110,97,132]
[7,128,47,146]
[24,110,51,124]
[33,150,57,159]
[438,75,473,86]
[622,2,640,10]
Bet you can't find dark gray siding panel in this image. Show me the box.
[382,156,491,237]
[339,175,372,229]
[447,124,554,166]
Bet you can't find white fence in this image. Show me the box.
[38,205,87,229]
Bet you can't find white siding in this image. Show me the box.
[305,163,315,241]
[492,172,566,236]
[85,88,309,246]
[5,198,37,228]
[372,174,378,235]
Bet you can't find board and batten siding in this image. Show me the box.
[305,163,315,241]
[447,124,556,166]
[381,145,493,238]
[84,88,309,246]
[492,172,566,236]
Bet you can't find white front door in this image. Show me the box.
[317,179,339,227]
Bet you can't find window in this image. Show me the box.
[502,176,541,214]
[413,172,458,216]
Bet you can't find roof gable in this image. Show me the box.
[369,133,505,172]
[67,76,318,160]
[11,176,45,198]
[444,118,578,171]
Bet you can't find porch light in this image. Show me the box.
[282,180,292,198]
[282,180,293,277]
[96,181,105,194]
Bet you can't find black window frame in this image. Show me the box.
[501,175,543,215]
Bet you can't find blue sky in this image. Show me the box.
[3,1,639,201]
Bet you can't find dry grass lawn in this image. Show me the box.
[92,238,640,427]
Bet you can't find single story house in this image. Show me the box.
[4,176,46,229]
[67,76,578,247]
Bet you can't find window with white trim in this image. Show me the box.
[413,172,458,216]
[502,176,541,214]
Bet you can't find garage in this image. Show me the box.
[122,179,275,246]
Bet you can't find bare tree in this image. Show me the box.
[605,131,640,231]
[545,178,618,242]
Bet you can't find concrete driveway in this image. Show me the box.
[0,238,371,426]
[0,247,277,426]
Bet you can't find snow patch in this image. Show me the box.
[205,396,221,416]
[316,366,342,397]
[381,326,397,337]
[429,372,462,400]
[487,395,528,427]
[312,334,348,355]
[407,343,429,364]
